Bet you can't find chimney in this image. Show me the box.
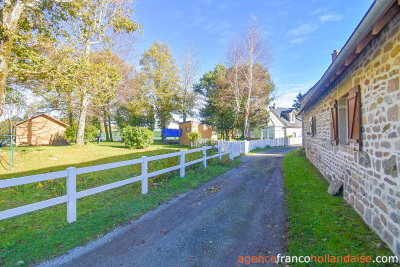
[273,103,277,109]
[331,50,339,62]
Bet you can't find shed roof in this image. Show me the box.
[16,114,69,127]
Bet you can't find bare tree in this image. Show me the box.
[178,45,200,122]
[233,16,273,139]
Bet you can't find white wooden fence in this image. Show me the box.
[218,137,303,155]
[0,142,243,224]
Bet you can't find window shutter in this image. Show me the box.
[347,85,361,150]
[330,100,338,146]
[310,116,316,137]
[310,118,313,137]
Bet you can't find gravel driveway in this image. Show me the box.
[39,146,298,267]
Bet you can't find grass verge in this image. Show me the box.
[283,149,394,265]
[0,155,240,266]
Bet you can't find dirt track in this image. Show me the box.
[39,146,298,267]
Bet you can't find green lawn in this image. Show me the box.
[283,149,394,266]
[0,141,241,266]
[0,141,188,178]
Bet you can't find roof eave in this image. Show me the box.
[298,0,398,115]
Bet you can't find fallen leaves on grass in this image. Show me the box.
[160,229,170,235]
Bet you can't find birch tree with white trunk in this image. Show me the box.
[235,16,273,139]
[178,45,199,122]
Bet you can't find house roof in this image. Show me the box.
[298,0,399,114]
[16,114,69,127]
[270,107,302,127]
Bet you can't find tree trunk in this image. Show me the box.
[97,116,102,144]
[231,128,235,140]
[66,92,74,126]
[108,113,113,142]
[0,38,13,117]
[103,109,109,141]
[8,116,12,136]
[225,129,230,141]
[183,112,187,123]
[246,120,251,141]
[76,96,90,146]
[243,109,250,140]
[160,112,166,142]
[1,0,27,117]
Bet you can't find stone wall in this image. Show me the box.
[302,12,400,256]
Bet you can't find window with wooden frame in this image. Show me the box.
[347,85,361,151]
[338,96,348,145]
[330,100,338,145]
[310,116,316,137]
[331,85,361,150]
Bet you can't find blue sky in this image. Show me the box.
[131,0,374,108]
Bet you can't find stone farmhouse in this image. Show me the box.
[262,103,302,139]
[299,0,400,256]
[16,114,68,146]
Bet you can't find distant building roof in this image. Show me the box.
[16,114,69,127]
[270,107,302,127]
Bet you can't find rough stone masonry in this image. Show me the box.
[302,11,400,256]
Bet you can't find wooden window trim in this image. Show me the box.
[347,85,361,151]
[330,100,338,146]
[310,116,316,137]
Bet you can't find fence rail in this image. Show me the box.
[0,142,237,223]
[0,137,301,224]
[218,137,302,155]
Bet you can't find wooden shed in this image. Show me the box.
[179,121,213,146]
[15,114,69,146]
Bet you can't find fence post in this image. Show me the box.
[218,143,222,160]
[229,143,234,160]
[203,146,207,168]
[141,156,148,194]
[180,150,185,178]
[244,141,249,155]
[66,167,77,223]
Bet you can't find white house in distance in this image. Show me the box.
[262,103,302,139]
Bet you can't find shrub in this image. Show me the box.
[205,138,217,147]
[187,131,202,147]
[64,124,100,143]
[122,126,154,149]
[64,124,77,142]
[85,125,99,141]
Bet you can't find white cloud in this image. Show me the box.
[219,30,234,44]
[219,2,232,10]
[168,9,184,21]
[273,82,313,107]
[203,20,231,34]
[193,16,207,27]
[264,0,291,7]
[319,13,344,23]
[290,36,308,44]
[288,23,319,37]
[310,8,328,15]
